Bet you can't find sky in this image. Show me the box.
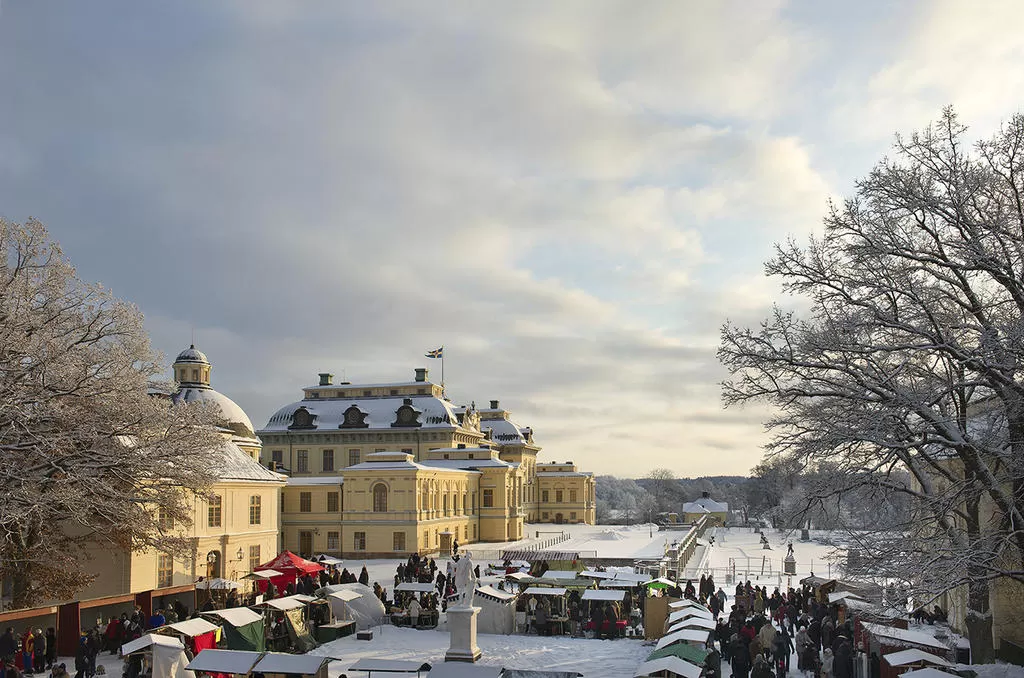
[2,1,1024,477]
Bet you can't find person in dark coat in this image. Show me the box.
[772,626,793,673]
[705,647,722,678]
[0,629,18,666]
[833,638,853,678]
[44,629,56,670]
[869,652,880,678]
[73,640,87,678]
[32,629,45,675]
[730,634,751,678]
[358,566,369,586]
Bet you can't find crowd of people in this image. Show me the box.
[0,628,57,678]
[702,581,862,678]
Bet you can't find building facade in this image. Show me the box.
[259,368,595,558]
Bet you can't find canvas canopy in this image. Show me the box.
[504,572,532,582]
[262,595,308,611]
[523,587,566,596]
[828,590,867,604]
[668,608,713,624]
[328,589,363,602]
[656,627,712,650]
[884,650,953,668]
[501,672,583,678]
[194,577,241,590]
[474,586,515,635]
[244,569,284,580]
[315,554,344,565]
[164,618,220,637]
[396,582,437,593]
[122,633,184,656]
[668,616,717,632]
[255,550,324,588]
[608,572,648,583]
[644,578,678,589]
[860,622,948,651]
[598,579,639,589]
[254,652,329,675]
[581,589,626,602]
[316,583,387,629]
[668,599,709,611]
[186,649,262,675]
[476,585,517,602]
[204,607,264,627]
[634,656,703,678]
[646,643,711,665]
[579,570,615,579]
[900,670,959,678]
[540,570,579,580]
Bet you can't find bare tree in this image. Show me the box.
[719,110,1024,662]
[0,218,221,608]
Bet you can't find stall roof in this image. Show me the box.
[195,577,242,590]
[528,577,593,589]
[540,570,579,580]
[668,599,709,611]
[668,616,717,631]
[186,649,262,675]
[121,633,184,656]
[426,664,502,677]
[476,585,517,602]
[291,593,316,603]
[261,595,308,611]
[579,570,615,580]
[899,669,959,678]
[668,608,713,623]
[828,590,867,604]
[500,550,580,562]
[504,572,532,581]
[327,589,363,602]
[254,652,330,675]
[860,622,948,651]
[656,628,713,651]
[634,656,703,678]
[243,569,284,580]
[316,555,344,565]
[646,643,711,665]
[396,582,438,593]
[800,575,834,587]
[164,618,220,637]
[348,658,433,673]
[581,589,626,602]
[523,587,567,596]
[644,578,678,588]
[610,572,650,583]
[884,650,953,668]
[203,607,264,627]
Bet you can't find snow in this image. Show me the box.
[884,649,954,667]
[287,476,344,485]
[311,626,651,678]
[261,394,461,432]
[861,621,949,651]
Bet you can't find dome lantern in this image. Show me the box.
[173,344,211,386]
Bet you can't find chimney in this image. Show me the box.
[415,367,428,382]
[702,491,710,499]
[318,372,333,386]
[489,400,499,409]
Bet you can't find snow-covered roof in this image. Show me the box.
[860,622,949,650]
[163,618,219,637]
[475,585,517,602]
[899,669,959,678]
[286,476,344,486]
[655,628,712,650]
[523,587,567,596]
[174,385,256,438]
[668,616,717,632]
[421,459,508,471]
[260,394,463,433]
[254,653,330,675]
[214,440,286,483]
[481,417,530,446]
[174,345,209,365]
[634,656,702,678]
[883,649,953,668]
[121,633,184,656]
[682,496,729,513]
[187,649,262,675]
[581,590,626,602]
[201,607,263,627]
[535,471,592,477]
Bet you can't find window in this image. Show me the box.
[443,495,449,516]
[327,492,340,513]
[322,449,334,472]
[272,450,283,464]
[571,512,577,521]
[158,554,173,587]
[373,484,388,512]
[473,524,477,539]
[570,490,577,503]
[483,489,493,508]
[393,532,406,551]
[310,392,319,399]
[463,525,468,540]
[296,450,308,473]
[423,530,429,547]
[327,532,340,551]
[542,490,549,503]
[375,448,385,453]
[348,449,360,466]
[300,492,312,513]
[157,507,174,530]
[401,448,412,454]
[208,495,222,528]
[463,493,468,515]
[363,390,371,396]
[542,512,549,520]
[354,532,366,551]
[191,368,199,381]
[556,490,563,503]
[390,389,398,395]
[249,495,261,525]
[249,545,261,572]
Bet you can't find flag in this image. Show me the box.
[425,347,444,359]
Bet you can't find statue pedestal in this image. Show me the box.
[445,605,482,663]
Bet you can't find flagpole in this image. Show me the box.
[441,347,445,397]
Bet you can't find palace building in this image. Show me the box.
[258,368,596,558]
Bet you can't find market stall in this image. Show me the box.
[474,585,517,635]
[522,587,568,636]
[258,595,318,653]
[121,633,194,678]
[201,607,266,652]
[253,551,324,592]
[633,655,703,678]
[655,627,712,652]
[391,582,440,628]
[581,589,627,638]
[346,658,432,677]
[155,618,221,657]
[186,649,261,677]
[314,583,387,630]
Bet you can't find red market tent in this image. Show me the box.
[255,551,324,589]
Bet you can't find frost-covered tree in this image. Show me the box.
[719,110,1024,662]
[0,219,221,609]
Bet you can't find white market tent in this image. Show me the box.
[656,627,713,651]
[186,649,262,675]
[347,657,432,675]
[475,585,517,635]
[396,582,438,593]
[122,633,185,656]
[505,572,532,582]
[581,589,626,602]
[523,587,567,596]
[194,577,242,590]
[884,650,953,668]
[598,580,638,589]
[541,570,580,580]
[316,583,387,629]
[609,572,649,583]
[900,669,960,678]
[828,590,867,604]
[579,570,615,580]
[668,616,717,632]
[316,555,344,566]
[634,656,703,678]
[668,608,713,624]
[162,618,220,637]
[202,607,264,627]
[644,578,678,588]
[262,595,308,611]
[668,599,708,610]
[328,589,363,602]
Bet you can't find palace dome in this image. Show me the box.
[171,344,255,439]
[175,344,210,364]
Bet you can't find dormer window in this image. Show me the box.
[392,402,422,428]
[340,405,369,429]
[288,406,316,430]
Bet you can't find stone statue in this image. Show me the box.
[453,552,477,608]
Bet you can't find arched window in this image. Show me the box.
[372,483,388,513]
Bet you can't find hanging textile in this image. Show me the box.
[283,608,318,653]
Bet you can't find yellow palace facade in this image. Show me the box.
[257,368,596,558]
